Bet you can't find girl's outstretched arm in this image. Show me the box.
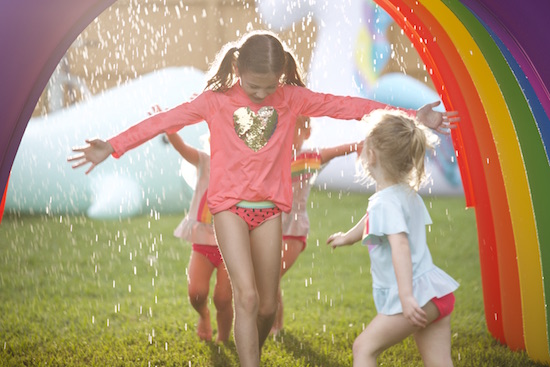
[327,213,366,248]
[150,104,201,166]
[166,133,200,167]
[416,101,459,134]
[68,138,114,174]
[319,141,362,164]
[388,232,427,328]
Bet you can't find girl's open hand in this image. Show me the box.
[416,101,460,134]
[67,139,114,174]
[327,232,350,249]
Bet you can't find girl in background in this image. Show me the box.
[327,110,459,367]
[69,31,457,366]
[166,130,233,343]
[272,115,362,334]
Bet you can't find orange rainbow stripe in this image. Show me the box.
[196,190,213,224]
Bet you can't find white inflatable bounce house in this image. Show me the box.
[5,0,461,219]
[256,0,461,194]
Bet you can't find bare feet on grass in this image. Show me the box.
[270,299,283,335]
[215,334,229,344]
[197,312,213,341]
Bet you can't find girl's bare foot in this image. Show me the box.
[270,300,283,335]
[197,312,213,341]
[215,334,229,343]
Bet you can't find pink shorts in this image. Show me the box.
[228,205,282,231]
[192,243,224,268]
[431,293,455,322]
[282,235,308,252]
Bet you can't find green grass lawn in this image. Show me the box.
[0,189,546,366]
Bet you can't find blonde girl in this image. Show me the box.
[327,110,459,367]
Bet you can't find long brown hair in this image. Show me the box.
[205,31,305,92]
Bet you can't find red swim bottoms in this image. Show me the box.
[192,243,224,268]
[431,293,455,322]
[282,235,308,252]
[228,205,282,231]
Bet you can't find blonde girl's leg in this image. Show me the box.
[352,313,420,367]
[413,302,453,367]
[249,215,282,348]
[213,263,233,343]
[213,211,259,367]
[187,250,216,341]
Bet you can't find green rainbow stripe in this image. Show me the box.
[377,0,550,362]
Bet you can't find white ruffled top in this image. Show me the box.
[173,151,216,245]
[362,184,459,315]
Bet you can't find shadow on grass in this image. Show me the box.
[274,330,350,366]
[207,340,239,367]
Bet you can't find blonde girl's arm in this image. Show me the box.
[327,213,367,248]
[319,141,363,164]
[166,133,200,167]
[388,232,428,327]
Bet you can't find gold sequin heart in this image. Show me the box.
[233,106,278,152]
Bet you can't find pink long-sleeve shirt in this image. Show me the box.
[109,83,413,214]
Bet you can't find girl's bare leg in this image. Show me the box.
[414,312,453,367]
[249,216,282,348]
[352,301,442,367]
[213,263,234,343]
[187,251,215,341]
[214,211,260,367]
[272,238,303,333]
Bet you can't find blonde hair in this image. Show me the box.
[359,109,439,190]
[205,30,305,92]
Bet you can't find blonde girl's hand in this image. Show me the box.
[401,295,428,328]
[327,232,351,249]
[68,139,114,174]
[327,232,346,248]
[416,101,460,134]
[327,215,366,249]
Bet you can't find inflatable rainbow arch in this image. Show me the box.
[1,0,549,363]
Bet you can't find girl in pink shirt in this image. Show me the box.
[69,30,458,367]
